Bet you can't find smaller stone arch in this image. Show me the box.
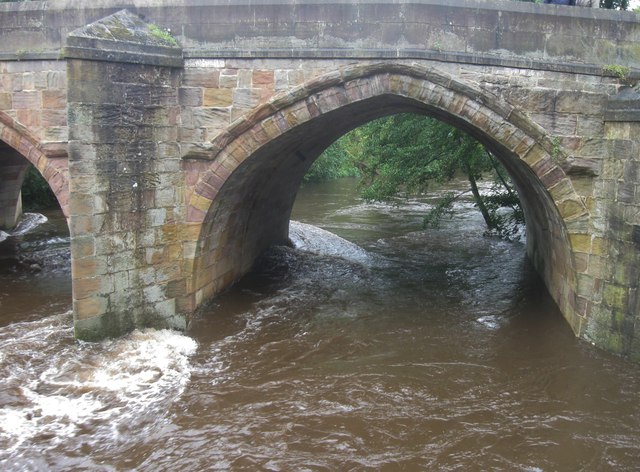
[0,111,70,226]
[184,62,591,337]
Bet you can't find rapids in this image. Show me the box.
[0,179,639,471]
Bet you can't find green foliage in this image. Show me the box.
[422,192,459,228]
[600,0,629,9]
[352,114,474,199]
[551,136,562,161]
[303,139,359,183]
[21,165,56,211]
[148,23,178,46]
[602,64,631,80]
[338,114,524,239]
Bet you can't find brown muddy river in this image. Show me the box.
[1,179,639,471]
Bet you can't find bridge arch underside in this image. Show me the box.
[0,140,30,230]
[190,69,589,337]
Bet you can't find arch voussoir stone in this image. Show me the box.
[249,123,273,150]
[458,94,482,122]
[343,78,372,102]
[239,125,267,157]
[557,198,589,221]
[513,135,537,158]
[259,115,285,141]
[521,143,547,168]
[509,109,547,144]
[388,74,416,97]
[304,96,322,120]
[313,85,350,115]
[284,100,316,128]
[550,179,582,204]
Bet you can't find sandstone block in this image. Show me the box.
[74,295,108,320]
[203,88,232,107]
[183,68,219,88]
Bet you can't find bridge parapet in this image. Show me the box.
[1,0,640,73]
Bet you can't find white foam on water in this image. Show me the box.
[10,388,105,440]
[0,230,8,243]
[85,329,198,405]
[43,236,70,245]
[11,212,48,236]
[0,325,198,455]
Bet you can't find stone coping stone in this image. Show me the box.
[64,9,183,68]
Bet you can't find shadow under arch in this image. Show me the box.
[185,63,590,336]
[0,111,70,223]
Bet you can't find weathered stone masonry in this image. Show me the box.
[65,11,187,339]
[0,59,69,225]
[1,0,640,360]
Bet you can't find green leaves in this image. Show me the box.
[353,114,486,199]
[599,0,629,9]
[303,138,359,183]
[313,113,525,239]
[21,165,56,211]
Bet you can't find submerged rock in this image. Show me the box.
[289,220,371,264]
[11,213,48,236]
[0,213,70,275]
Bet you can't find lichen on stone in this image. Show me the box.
[72,9,179,49]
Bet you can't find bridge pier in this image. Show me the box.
[585,95,640,358]
[66,11,187,340]
[0,142,29,230]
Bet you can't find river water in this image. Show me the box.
[1,179,639,471]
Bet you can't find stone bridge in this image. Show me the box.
[1,0,640,359]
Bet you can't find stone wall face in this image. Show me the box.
[0,59,70,220]
[65,10,187,340]
[0,60,68,150]
[592,120,640,357]
[0,2,638,358]
[68,58,187,340]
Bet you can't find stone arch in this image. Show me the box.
[184,63,590,335]
[0,111,70,222]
